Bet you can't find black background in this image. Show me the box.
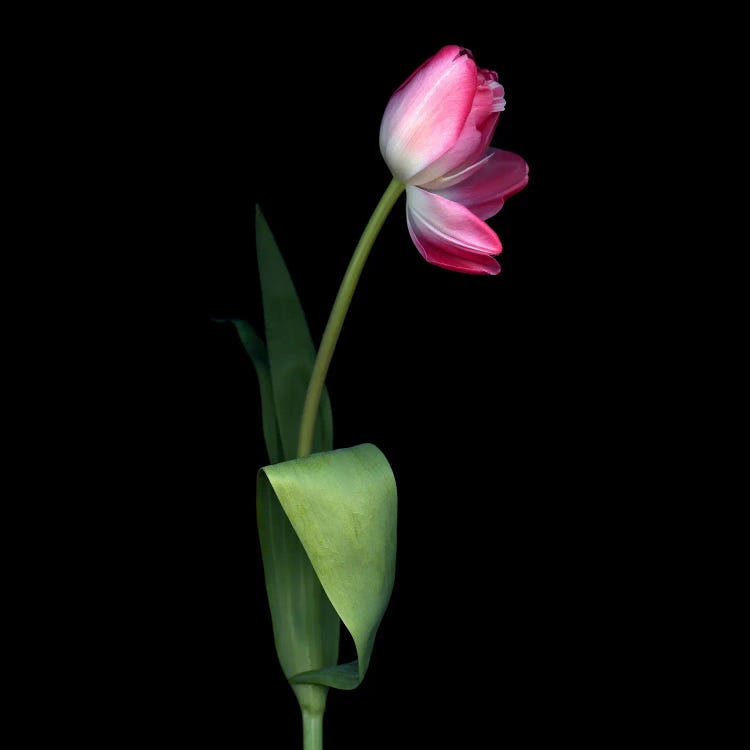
[129,10,668,748]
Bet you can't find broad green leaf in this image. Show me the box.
[258,443,397,690]
[218,210,343,713]
[256,206,333,458]
[252,208,340,701]
[221,319,283,465]
[257,467,340,686]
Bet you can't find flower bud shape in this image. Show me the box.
[380,45,528,275]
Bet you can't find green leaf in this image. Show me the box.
[256,206,333,458]
[257,465,340,686]
[227,319,283,465]
[258,443,397,690]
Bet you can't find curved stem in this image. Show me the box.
[296,177,405,459]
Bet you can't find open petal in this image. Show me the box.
[405,186,502,275]
[419,149,495,191]
[408,227,502,274]
[379,46,477,184]
[433,148,529,220]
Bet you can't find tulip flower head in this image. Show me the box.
[380,45,528,274]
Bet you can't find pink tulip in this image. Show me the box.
[380,45,528,275]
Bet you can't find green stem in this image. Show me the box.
[302,710,324,750]
[296,177,405,459]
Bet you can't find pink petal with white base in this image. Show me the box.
[409,70,506,187]
[434,149,529,220]
[379,46,477,184]
[405,186,502,275]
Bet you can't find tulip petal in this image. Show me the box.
[409,75,506,187]
[380,45,477,184]
[419,150,495,191]
[405,186,502,275]
[475,79,505,154]
[433,149,529,220]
